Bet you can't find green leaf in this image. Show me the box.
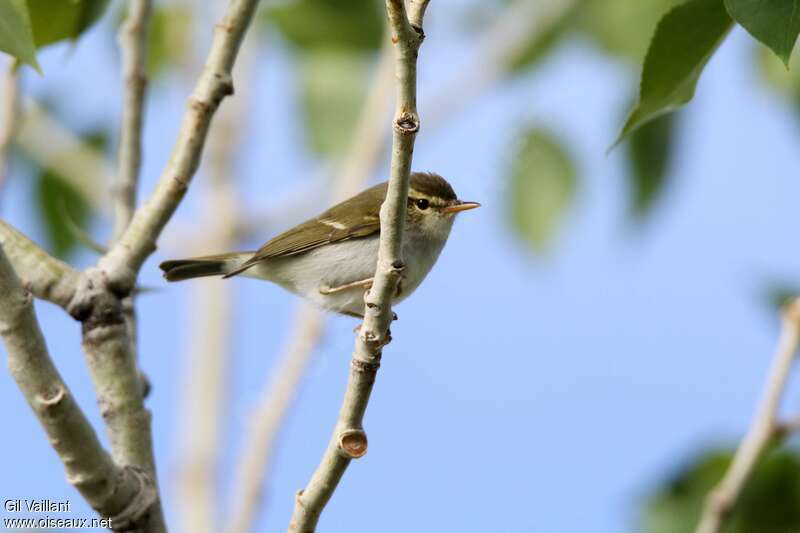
[644,448,800,533]
[26,0,110,48]
[146,6,191,78]
[25,128,107,259]
[508,128,577,252]
[300,50,368,156]
[0,0,40,71]
[265,0,383,51]
[616,0,733,144]
[724,0,800,67]
[626,110,678,218]
[36,167,91,258]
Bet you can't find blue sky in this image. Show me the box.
[2,4,800,533]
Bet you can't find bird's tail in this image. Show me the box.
[159,252,253,282]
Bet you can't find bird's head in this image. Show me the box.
[406,172,480,237]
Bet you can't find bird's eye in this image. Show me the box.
[415,198,430,210]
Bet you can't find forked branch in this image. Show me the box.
[0,245,156,528]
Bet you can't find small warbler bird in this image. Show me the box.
[159,172,479,317]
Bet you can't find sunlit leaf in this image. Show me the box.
[626,110,678,218]
[26,0,110,47]
[644,448,800,533]
[508,128,577,252]
[300,50,368,156]
[724,0,800,67]
[616,0,733,144]
[265,0,383,51]
[0,0,40,71]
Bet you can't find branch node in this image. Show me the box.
[108,466,157,528]
[215,73,235,97]
[351,358,380,374]
[393,112,420,135]
[35,385,67,408]
[337,429,368,459]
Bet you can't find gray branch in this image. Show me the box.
[0,244,156,529]
[288,2,430,531]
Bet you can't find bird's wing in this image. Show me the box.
[224,183,386,277]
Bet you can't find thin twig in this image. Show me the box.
[225,41,394,533]
[113,0,152,241]
[288,2,430,531]
[695,298,800,533]
[0,59,20,194]
[0,244,156,528]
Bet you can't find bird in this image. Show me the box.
[159,172,479,318]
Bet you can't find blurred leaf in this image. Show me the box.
[765,284,800,311]
[646,451,730,533]
[31,129,107,259]
[509,5,577,72]
[508,128,577,251]
[0,0,40,71]
[724,0,800,67]
[301,50,368,156]
[576,0,681,61]
[616,0,733,144]
[146,6,191,78]
[26,0,110,47]
[36,168,90,258]
[626,110,678,218]
[644,448,800,533]
[265,0,383,51]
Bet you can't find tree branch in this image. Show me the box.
[226,42,394,533]
[100,0,263,290]
[695,298,800,533]
[288,2,429,531]
[0,220,80,309]
[0,243,156,529]
[113,0,152,242]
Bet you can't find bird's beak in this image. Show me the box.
[442,201,481,214]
